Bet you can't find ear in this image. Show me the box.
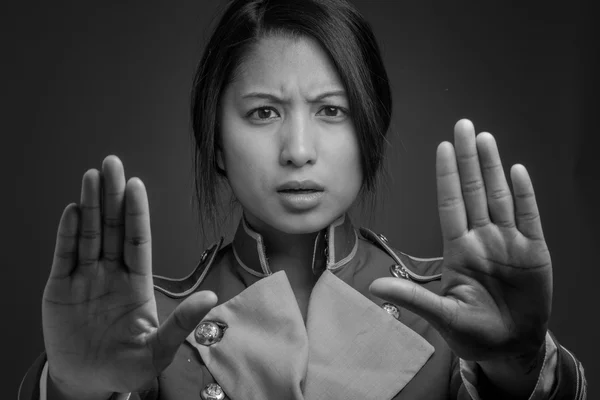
[216,146,226,173]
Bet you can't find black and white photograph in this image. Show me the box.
[3,1,596,398]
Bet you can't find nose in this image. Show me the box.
[279,112,317,167]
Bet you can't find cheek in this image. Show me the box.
[221,120,250,170]
[221,129,274,193]
[316,131,363,213]
[330,133,362,184]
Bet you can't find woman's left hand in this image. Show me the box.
[370,119,552,367]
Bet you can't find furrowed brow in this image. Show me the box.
[307,90,346,103]
[241,93,289,104]
[240,90,346,104]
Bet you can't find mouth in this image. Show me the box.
[278,188,322,194]
[276,180,325,192]
[276,185,324,211]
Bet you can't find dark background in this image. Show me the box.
[2,0,597,396]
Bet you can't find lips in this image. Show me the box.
[277,180,324,192]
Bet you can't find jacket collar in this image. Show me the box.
[232,213,359,279]
[186,269,435,400]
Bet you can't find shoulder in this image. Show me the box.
[357,227,443,283]
[152,238,227,299]
[151,238,230,323]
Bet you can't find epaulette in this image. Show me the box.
[359,227,443,283]
[153,238,224,299]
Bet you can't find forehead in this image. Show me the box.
[231,35,343,94]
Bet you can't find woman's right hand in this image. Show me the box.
[42,155,217,400]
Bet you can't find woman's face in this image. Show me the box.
[218,35,362,235]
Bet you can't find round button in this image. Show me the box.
[390,264,409,280]
[382,302,400,320]
[201,383,225,400]
[200,249,208,263]
[195,321,227,346]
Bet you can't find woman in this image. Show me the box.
[19,0,586,399]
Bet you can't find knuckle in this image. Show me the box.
[515,191,535,200]
[78,258,97,267]
[437,169,459,179]
[126,235,150,247]
[80,230,101,240]
[457,152,478,163]
[488,188,511,201]
[439,196,463,210]
[470,215,490,227]
[58,231,77,240]
[440,298,459,334]
[102,250,122,262]
[103,217,124,229]
[173,307,189,332]
[126,209,146,218]
[55,250,77,260]
[462,178,485,194]
[516,211,540,222]
[409,285,418,305]
[482,162,503,174]
[495,219,516,229]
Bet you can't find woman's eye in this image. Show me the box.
[248,107,279,121]
[317,106,347,118]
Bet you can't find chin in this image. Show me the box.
[269,209,341,235]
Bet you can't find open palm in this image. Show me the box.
[371,119,552,363]
[42,156,216,399]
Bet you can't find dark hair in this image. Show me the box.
[191,0,392,239]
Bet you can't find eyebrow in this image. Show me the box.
[241,90,347,104]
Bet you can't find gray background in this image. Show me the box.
[3,0,597,396]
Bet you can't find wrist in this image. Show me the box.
[47,366,112,400]
[477,339,546,400]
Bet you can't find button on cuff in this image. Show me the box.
[195,321,228,346]
[201,383,225,400]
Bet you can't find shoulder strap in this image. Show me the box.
[359,227,443,283]
[153,238,224,299]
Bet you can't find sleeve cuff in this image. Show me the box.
[459,331,558,400]
[39,361,49,400]
[548,330,587,400]
[39,362,134,400]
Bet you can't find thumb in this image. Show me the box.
[369,277,458,334]
[150,290,218,372]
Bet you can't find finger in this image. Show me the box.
[511,164,544,240]
[101,155,126,263]
[369,278,460,335]
[151,291,217,370]
[124,177,152,275]
[78,169,102,266]
[437,141,468,242]
[454,119,490,228]
[50,203,80,279]
[476,133,515,229]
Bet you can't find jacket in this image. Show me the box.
[19,214,587,400]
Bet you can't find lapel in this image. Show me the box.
[304,270,435,399]
[185,214,434,400]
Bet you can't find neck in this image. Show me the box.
[243,214,321,291]
[232,212,357,322]
[242,214,321,322]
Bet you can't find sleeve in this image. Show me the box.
[18,352,47,400]
[18,353,159,400]
[39,361,49,400]
[456,331,587,400]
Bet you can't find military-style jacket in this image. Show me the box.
[20,214,587,400]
